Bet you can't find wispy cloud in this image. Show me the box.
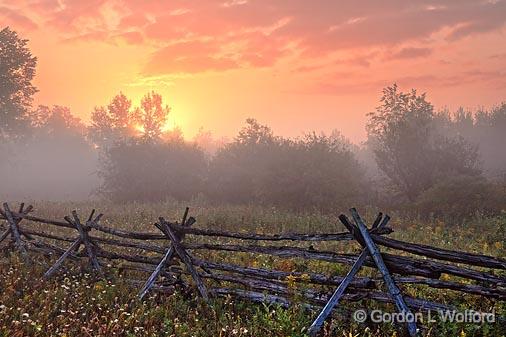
[8,0,505,75]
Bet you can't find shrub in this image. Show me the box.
[99,138,207,202]
[415,175,506,222]
[208,119,368,211]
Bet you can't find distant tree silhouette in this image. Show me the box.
[236,118,275,145]
[434,103,506,178]
[29,105,83,132]
[192,127,225,156]
[0,27,37,141]
[367,84,480,201]
[132,91,169,141]
[161,125,184,143]
[89,92,136,149]
[98,138,206,202]
[416,174,506,223]
[2,104,99,200]
[208,119,367,210]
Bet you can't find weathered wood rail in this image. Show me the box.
[1,203,505,336]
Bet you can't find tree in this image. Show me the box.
[2,105,99,200]
[29,105,83,133]
[133,91,169,141]
[416,175,506,223]
[208,119,276,203]
[88,92,136,148]
[98,139,207,202]
[0,27,37,141]
[208,119,368,210]
[366,84,480,201]
[192,127,224,156]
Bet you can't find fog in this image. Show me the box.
[1,27,505,220]
[0,106,99,201]
[1,90,505,222]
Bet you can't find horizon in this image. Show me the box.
[2,0,506,142]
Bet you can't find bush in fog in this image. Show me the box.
[367,84,481,202]
[92,91,207,202]
[1,105,98,200]
[208,119,367,211]
[416,175,506,223]
[95,92,206,202]
[99,138,207,202]
[435,103,506,178]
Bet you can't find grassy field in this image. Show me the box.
[0,201,505,336]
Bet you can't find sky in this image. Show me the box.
[1,0,506,143]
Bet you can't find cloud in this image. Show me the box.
[0,7,38,30]
[6,0,506,75]
[114,31,144,44]
[144,45,240,75]
[388,47,433,60]
[306,68,506,96]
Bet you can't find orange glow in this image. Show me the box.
[134,124,145,134]
[2,1,506,142]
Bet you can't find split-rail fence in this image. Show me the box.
[1,202,505,336]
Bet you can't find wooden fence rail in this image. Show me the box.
[1,202,505,336]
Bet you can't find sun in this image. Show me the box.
[134,124,145,133]
[161,119,172,133]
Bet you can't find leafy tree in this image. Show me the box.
[367,84,480,201]
[208,119,277,203]
[99,138,206,202]
[416,175,506,223]
[209,119,367,210]
[2,105,99,200]
[107,91,132,128]
[29,105,84,133]
[89,92,136,148]
[192,127,225,156]
[132,91,169,141]
[236,118,275,145]
[0,27,37,140]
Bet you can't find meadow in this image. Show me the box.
[0,201,505,337]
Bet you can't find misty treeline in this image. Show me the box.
[1,27,505,221]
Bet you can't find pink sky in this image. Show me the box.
[2,0,506,142]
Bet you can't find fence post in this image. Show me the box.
[158,217,209,302]
[44,210,104,279]
[2,203,27,256]
[349,208,418,337]
[139,208,194,300]
[308,213,389,336]
[43,238,82,279]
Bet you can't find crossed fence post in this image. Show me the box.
[43,209,103,279]
[0,203,35,257]
[308,209,419,337]
[139,207,209,301]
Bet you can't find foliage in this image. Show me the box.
[1,105,99,200]
[367,84,481,202]
[415,175,506,223]
[209,120,368,211]
[132,91,170,141]
[28,105,85,132]
[89,92,138,149]
[0,27,37,141]
[0,27,37,139]
[435,103,506,178]
[98,138,207,202]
